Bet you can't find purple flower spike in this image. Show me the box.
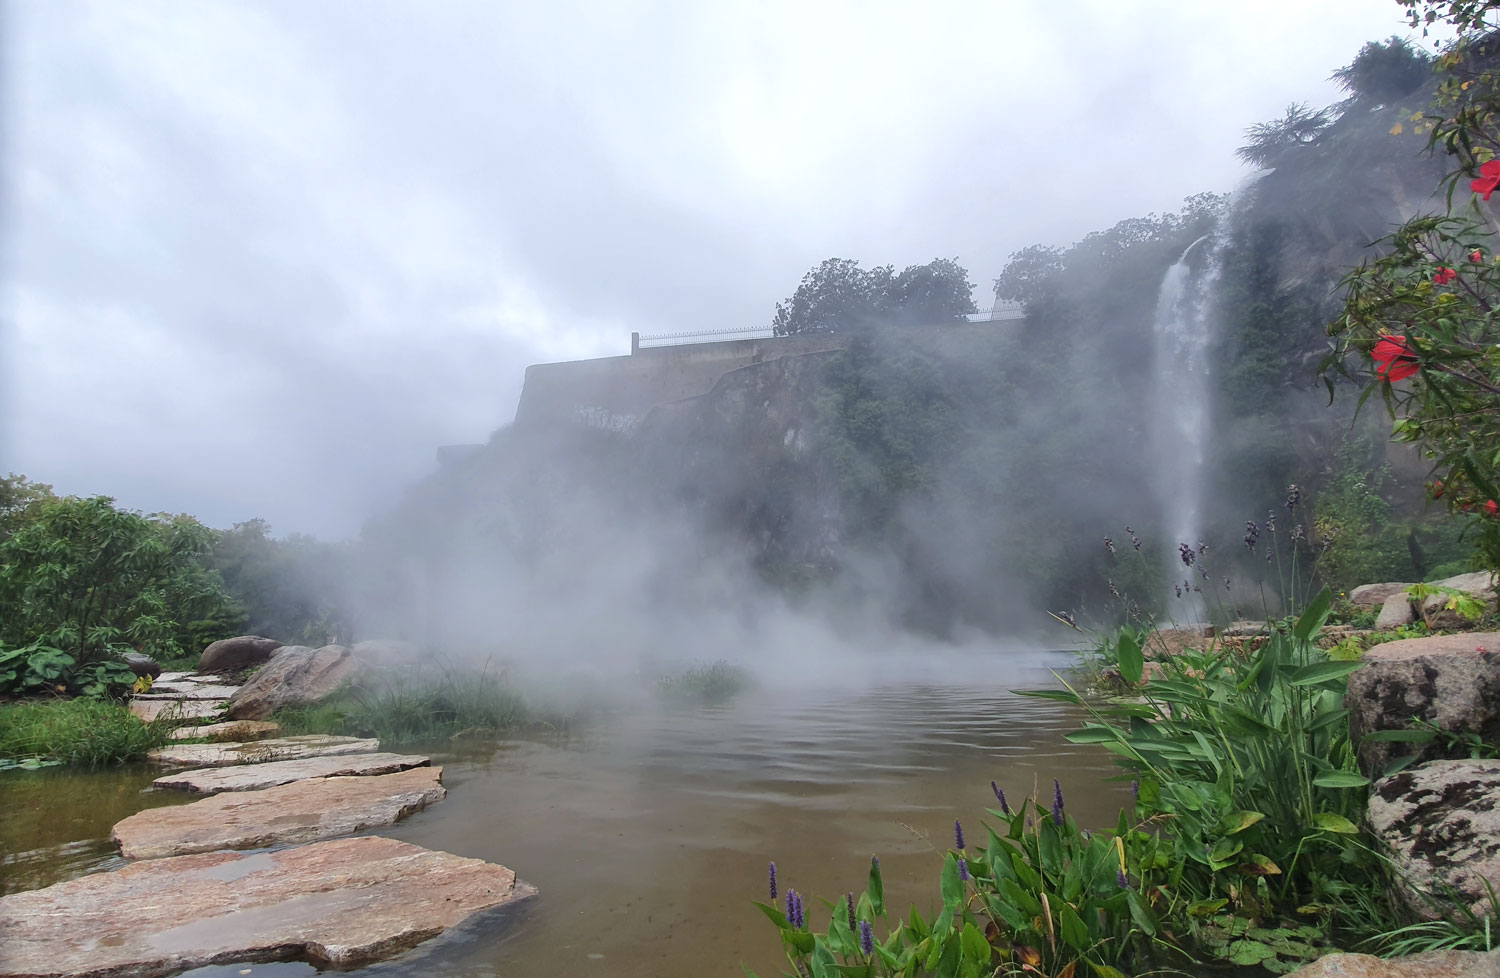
[1131,780,1140,804]
[769,861,777,903]
[954,819,966,851]
[1117,868,1129,889]
[847,892,856,933]
[785,888,805,929]
[1052,779,1065,826]
[859,919,875,956]
[991,780,1011,815]
[958,857,970,882]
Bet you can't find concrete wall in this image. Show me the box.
[512,320,1018,433]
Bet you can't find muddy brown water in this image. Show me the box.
[1,651,1127,978]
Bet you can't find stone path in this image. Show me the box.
[112,765,447,858]
[0,836,537,978]
[146,734,378,768]
[151,751,429,794]
[0,666,536,978]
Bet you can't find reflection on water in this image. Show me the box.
[2,651,1124,978]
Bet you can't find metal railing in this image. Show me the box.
[632,304,1027,351]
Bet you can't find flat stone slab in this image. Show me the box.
[146,734,378,768]
[167,720,281,742]
[153,671,191,682]
[1286,947,1500,976]
[113,765,445,858]
[152,751,430,794]
[0,835,536,977]
[134,683,241,700]
[128,699,225,723]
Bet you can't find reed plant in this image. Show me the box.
[0,697,171,767]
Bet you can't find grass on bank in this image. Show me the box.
[0,697,171,768]
[655,660,751,704]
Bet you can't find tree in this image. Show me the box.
[0,493,244,666]
[771,257,975,336]
[209,519,349,644]
[993,244,1064,306]
[1331,36,1433,105]
[1236,102,1333,168]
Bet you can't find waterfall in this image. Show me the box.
[1149,183,1260,616]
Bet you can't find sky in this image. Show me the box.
[0,0,1435,537]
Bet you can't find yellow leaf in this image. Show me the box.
[1463,80,1473,90]
[1389,123,1404,135]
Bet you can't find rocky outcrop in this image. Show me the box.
[1286,947,1500,976]
[166,719,279,742]
[198,635,284,674]
[147,734,377,768]
[1367,760,1500,920]
[1420,570,1497,630]
[1346,632,1500,774]
[0,835,536,977]
[226,643,361,720]
[152,751,429,794]
[1349,582,1414,608]
[112,766,446,859]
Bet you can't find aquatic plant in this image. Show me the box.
[654,660,751,704]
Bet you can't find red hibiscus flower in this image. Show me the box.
[1486,500,1499,517]
[1472,250,1485,263]
[1372,334,1420,381]
[1472,159,1500,200]
[1434,267,1458,285]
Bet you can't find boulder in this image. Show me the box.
[226,643,360,720]
[1349,582,1415,608]
[198,635,283,674]
[147,734,377,768]
[121,652,160,679]
[112,765,446,859]
[1367,759,1500,919]
[1286,948,1500,977]
[0,836,536,976]
[166,719,280,742]
[1420,570,1497,630]
[1374,592,1415,631]
[1346,632,1500,774]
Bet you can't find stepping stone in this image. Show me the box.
[112,766,445,858]
[167,720,281,742]
[0,835,536,976]
[129,699,225,723]
[153,670,191,682]
[152,751,429,794]
[134,683,241,700]
[146,734,378,768]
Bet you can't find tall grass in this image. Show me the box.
[0,698,172,767]
[273,668,534,746]
[655,660,750,704]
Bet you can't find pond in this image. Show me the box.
[1,649,1125,978]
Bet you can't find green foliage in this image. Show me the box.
[1331,36,1434,106]
[0,698,172,767]
[208,518,349,645]
[0,491,243,667]
[272,667,532,746]
[771,257,976,336]
[1236,103,1333,168]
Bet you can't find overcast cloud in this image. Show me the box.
[0,1,1432,536]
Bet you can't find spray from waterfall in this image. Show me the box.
[1150,182,1260,619]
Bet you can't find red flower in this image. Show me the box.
[1472,250,1485,263]
[1434,267,1458,285]
[1432,480,1446,499]
[1472,159,1500,200]
[1486,500,1499,517]
[1372,334,1420,382]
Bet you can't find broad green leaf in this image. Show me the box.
[960,922,990,963]
[1057,902,1089,951]
[1359,728,1438,742]
[868,855,884,917]
[1294,587,1334,642]
[940,853,964,910]
[1066,726,1125,745]
[753,901,790,930]
[1013,688,1083,704]
[1310,813,1359,834]
[1288,661,1363,686]
[1117,630,1144,685]
[1313,771,1370,788]
[1215,810,1266,835]
[1239,853,1282,876]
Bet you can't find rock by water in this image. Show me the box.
[0,835,535,978]
[152,751,429,794]
[128,699,225,723]
[112,765,446,858]
[1286,948,1500,976]
[146,734,377,768]
[226,644,360,720]
[167,719,280,742]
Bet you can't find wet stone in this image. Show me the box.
[128,699,226,723]
[166,720,281,742]
[146,734,378,768]
[133,683,241,700]
[152,751,430,794]
[0,835,536,978]
[112,765,446,858]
